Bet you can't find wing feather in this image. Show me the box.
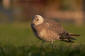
[45,20,65,34]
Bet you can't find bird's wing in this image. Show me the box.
[45,20,65,34]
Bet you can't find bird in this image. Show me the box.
[31,15,80,44]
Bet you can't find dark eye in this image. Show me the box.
[36,19,39,21]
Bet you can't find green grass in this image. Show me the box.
[0,23,85,56]
[0,23,38,46]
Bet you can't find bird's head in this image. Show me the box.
[32,15,44,25]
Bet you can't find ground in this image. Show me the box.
[0,22,85,56]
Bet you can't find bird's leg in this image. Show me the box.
[39,41,45,53]
[40,41,45,48]
[50,40,55,48]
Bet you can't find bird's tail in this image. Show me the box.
[69,33,80,36]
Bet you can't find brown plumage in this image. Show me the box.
[31,15,80,43]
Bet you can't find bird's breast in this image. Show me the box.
[39,29,46,37]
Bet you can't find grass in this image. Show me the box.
[0,22,85,56]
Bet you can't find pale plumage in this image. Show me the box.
[31,15,80,43]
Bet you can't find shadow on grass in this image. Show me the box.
[0,44,85,56]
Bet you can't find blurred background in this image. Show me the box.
[0,0,85,25]
[0,0,85,56]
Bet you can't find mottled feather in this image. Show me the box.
[31,15,80,42]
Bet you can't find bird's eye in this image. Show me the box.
[36,19,39,21]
